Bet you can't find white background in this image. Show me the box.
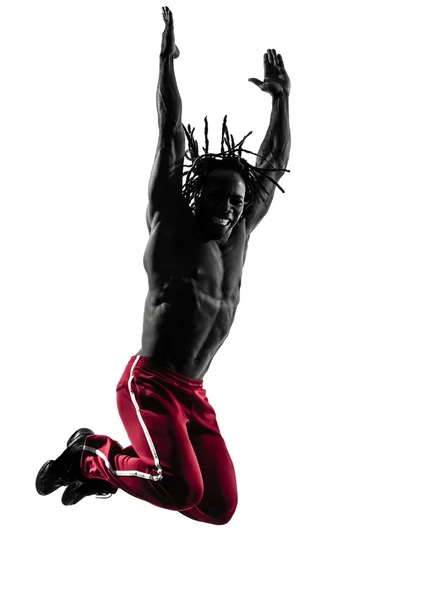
[1,1,447,598]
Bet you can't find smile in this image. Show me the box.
[212,216,231,226]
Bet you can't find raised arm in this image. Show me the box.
[147,7,186,231]
[246,49,291,233]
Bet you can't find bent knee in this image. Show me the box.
[206,497,238,526]
[161,476,204,511]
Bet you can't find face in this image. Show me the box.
[194,169,246,242]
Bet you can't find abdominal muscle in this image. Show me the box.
[138,280,241,379]
[136,218,247,379]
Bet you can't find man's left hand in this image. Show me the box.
[249,49,290,97]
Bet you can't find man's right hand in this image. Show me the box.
[160,6,180,59]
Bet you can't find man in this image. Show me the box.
[36,6,291,525]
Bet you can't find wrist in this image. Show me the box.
[273,88,289,97]
[159,53,174,63]
[271,90,290,105]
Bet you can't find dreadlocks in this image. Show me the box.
[182,116,289,219]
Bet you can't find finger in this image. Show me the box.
[263,52,269,70]
[248,77,263,88]
[267,49,274,65]
[162,7,173,24]
[277,53,284,68]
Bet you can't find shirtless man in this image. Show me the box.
[36,7,291,525]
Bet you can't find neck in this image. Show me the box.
[193,219,233,246]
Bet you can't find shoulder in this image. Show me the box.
[147,194,194,232]
[231,218,250,245]
[223,220,251,260]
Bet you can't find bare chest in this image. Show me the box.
[144,224,248,306]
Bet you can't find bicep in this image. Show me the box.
[245,156,288,233]
[245,174,279,234]
[147,125,186,227]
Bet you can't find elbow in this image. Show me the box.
[272,153,290,174]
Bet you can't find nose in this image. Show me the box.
[218,198,232,212]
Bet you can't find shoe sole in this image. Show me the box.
[61,482,117,506]
[35,460,55,496]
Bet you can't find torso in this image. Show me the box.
[137,213,250,379]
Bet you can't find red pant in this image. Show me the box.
[81,356,238,525]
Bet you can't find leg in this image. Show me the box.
[180,399,238,525]
[80,358,204,511]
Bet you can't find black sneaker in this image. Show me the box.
[61,428,118,505]
[61,480,118,505]
[35,428,93,496]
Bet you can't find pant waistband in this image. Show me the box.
[131,355,204,389]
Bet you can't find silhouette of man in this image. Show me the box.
[36,6,291,525]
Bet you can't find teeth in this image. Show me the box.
[212,217,231,225]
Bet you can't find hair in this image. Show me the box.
[182,116,289,219]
